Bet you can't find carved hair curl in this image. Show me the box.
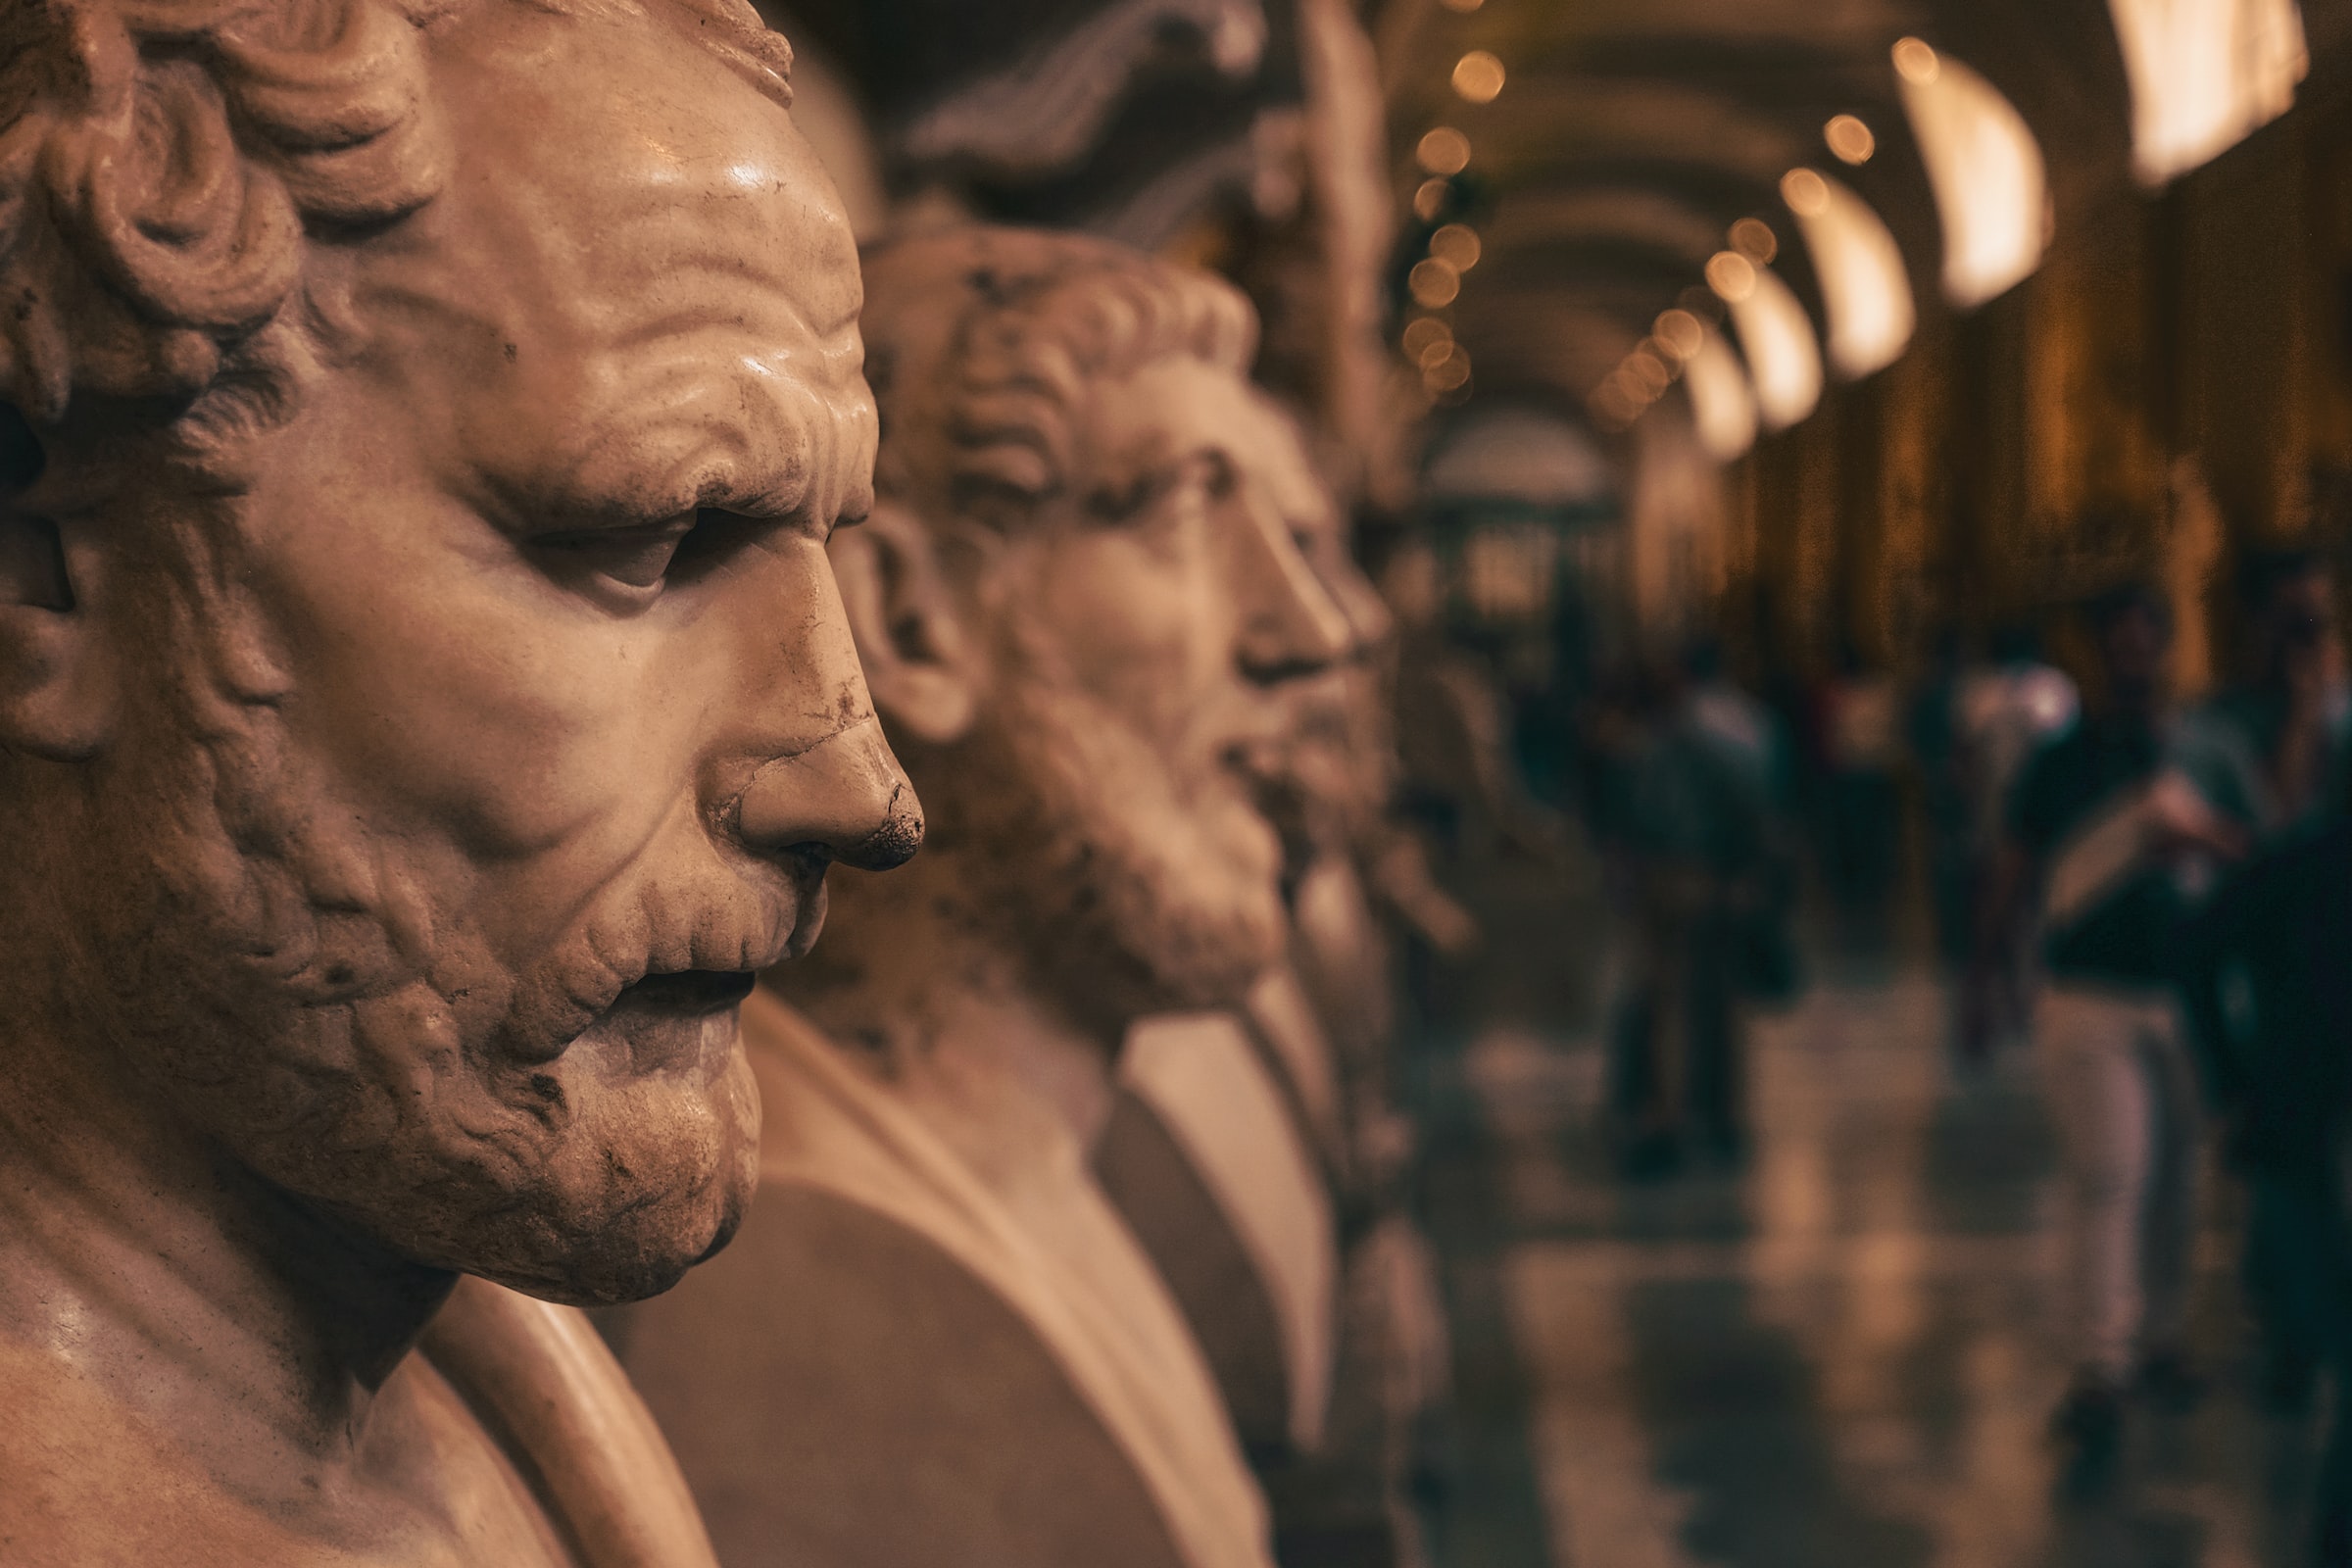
[0,0,789,456]
[859,226,1258,523]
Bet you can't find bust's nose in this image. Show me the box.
[735,713,924,872]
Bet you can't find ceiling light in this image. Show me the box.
[1402,318,1453,362]
[1652,309,1705,361]
[1409,258,1462,308]
[1417,126,1471,175]
[1685,334,1759,461]
[2109,0,2307,185]
[1897,45,2048,305]
[1624,351,1672,396]
[1705,251,1757,303]
[1893,37,1941,84]
[1781,168,1831,217]
[1730,218,1779,265]
[1452,51,1506,104]
[1825,115,1878,165]
[1782,168,1915,377]
[1725,267,1822,429]
[1426,348,1472,391]
[1430,223,1483,270]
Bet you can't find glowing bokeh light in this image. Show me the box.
[1825,115,1878,165]
[1402,318,1452,363]
[1893,37,1941,84]
[1725,266,1822,430]
[1452,50,1506,104]
[1782,168,1830,217]
[1730,218,1779,265]
[1412,177,1450,221]
[1781,168,1915,378]
[1895,42,2048,306]
[1417,126,1472,175]
[1685,332,1760,461]
[2107,0,2305,185]
[1426,347,1473,391]
[1624,351,1673,397]
[1653,309,1706,361]
[1706,251,1758,303]
[1409,258,1462,308]
[1430,223,1483,271]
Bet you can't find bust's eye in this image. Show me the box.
[534,514,700,592]
[1200,451,1238,502]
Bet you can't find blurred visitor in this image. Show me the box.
[1983,585,2238,1465]
[2183,777,2352,1565]
[1809,646,1906,956]
[1596,651,1794,1179]
[2173,548,2352,1416]
[1908,627,1977,971]
[1958,623,2082,1054]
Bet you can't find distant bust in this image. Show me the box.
[612,225,1355,1568]
[0,0,917,1561]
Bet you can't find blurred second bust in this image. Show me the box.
[609,225,1356,1568]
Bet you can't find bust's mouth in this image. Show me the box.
[606,968,760,1019]
[563,967,762,1076]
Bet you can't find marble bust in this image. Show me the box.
[0,0,918,1561]
[612,225,1354,1568]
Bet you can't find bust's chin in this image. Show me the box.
[477,1171,757,1308]
[249,1035,766,1310]
[454,1046,764,1307]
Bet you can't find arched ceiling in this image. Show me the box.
[765,0,2352,448]
[1372,0,2350,417]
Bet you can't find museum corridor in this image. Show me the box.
[1419,941,2321,1568]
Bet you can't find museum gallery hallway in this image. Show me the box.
[1419,969,2326,1568]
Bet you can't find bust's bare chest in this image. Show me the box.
[0,1348,577,1568]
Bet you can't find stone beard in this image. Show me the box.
[925,618,1292,1032]
[14,496,765,1306]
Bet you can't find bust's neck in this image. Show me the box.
[0,1017,453,1506]
[784,853,1124,1162]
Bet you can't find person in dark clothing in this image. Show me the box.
[1909,628,1975,972]
[2185,813,2352,1564]
[1598,656,1787,1177]
[2172,548,2352,1410]
[1982,586,2242,1464]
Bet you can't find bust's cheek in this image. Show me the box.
[279,572,705,861]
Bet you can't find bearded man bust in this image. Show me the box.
[0,0,920,1562]
[607,226,1355,1568]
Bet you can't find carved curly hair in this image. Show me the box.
[0,0,792,482]
[858,226,1258,527]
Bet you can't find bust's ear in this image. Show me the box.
[827,501,977,748]
[0,420,118,761]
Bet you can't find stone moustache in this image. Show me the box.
[0,0,920,1560]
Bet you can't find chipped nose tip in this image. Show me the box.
[735,718,925,873]
[844,783,925,872]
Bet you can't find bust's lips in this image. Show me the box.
[573,967,760,1075]
[606,967,759,1017]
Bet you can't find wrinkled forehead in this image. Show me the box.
[347,5,873,523]
[1088,359,1330,520]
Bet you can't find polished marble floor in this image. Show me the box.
[1417,966,2331,1568]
